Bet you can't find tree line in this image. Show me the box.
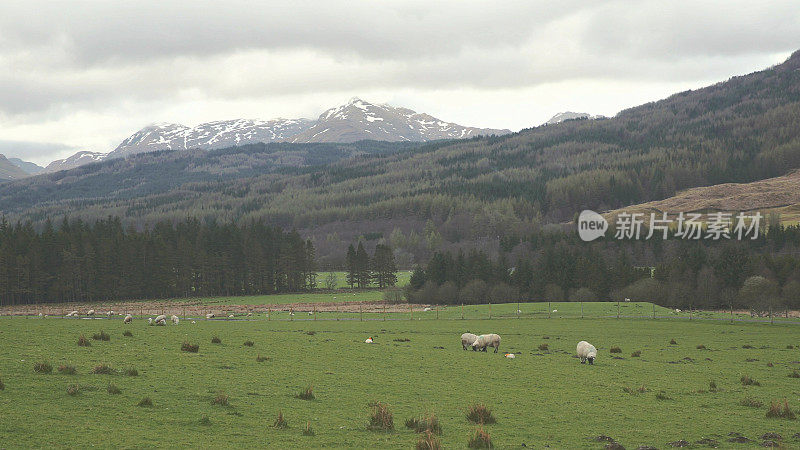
[345,242,398,289]
[406,220,800,313]
[0,216,318,305]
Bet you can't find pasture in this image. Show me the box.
[1,306,800,448]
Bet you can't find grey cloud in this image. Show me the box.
[0,140,77,160]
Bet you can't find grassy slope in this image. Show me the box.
[2,308,800,448]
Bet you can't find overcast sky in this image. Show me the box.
[1,0,799,166]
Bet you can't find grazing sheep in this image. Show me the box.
[246,312,252,317]
[148,317,153,325]
[206,313,215,319]
[38,312,43,318]
[106,311,114,317]
[67,310,79,317]
[504,353,516,359]
[171,315,179,324]
[365,337,374,344]
[461,333,478,350]
[424,307,432,312]
[123,314,133,324]
[191,320,196,324]
[228,314,234,318]
[472,334,501,353]
[154,314,167,326]
[577,341,597,365]
[87,309,95,316]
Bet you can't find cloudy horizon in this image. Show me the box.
[2,0,799,166]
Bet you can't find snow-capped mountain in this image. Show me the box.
[104,98,511,159]
[545,111,604,125]
[107,119,315,159]
[45,151,108,173]
[291,97,511,143]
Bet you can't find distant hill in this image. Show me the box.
[0,154,31,181]
[545,111,604,125]
[45,151,107,173]
[8,158,44,175]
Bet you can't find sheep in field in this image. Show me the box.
[206,313,215,319]
[66,311,79,317]
[123,314,133,324]
[577,341,597,365]
[86,309,95,316]
[154,314,167,325]
[461,333,478,350]
[472,334,501,353]
[171,315,180,324]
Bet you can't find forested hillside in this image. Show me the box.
[2,51,800,266]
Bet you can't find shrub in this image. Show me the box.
[367,401,394,431]
[124,367,138,377]
[181,341,199,352]
[467,426,493,448]
[655,391,671,400]
[538,343,549,351]
[77,334,91,347]
[123,330,133,337]
[670,339,677,345]
[211,336,222,344]
[740,397,762,407]
[766,399,796,419]
[107,383,121,395]
[58,364,77,375]
[33,361,52,374]
[741,374,760,386]
[789,370,800,379]
[67,384,80,396]
[273,410,288,429]
[200,415,211,426]
[466,403,495,424]
[243,340,254,347]
[609,346,622,354]
[296,385,315,400]
[92,330,110,341]
[417,430,442,450]
[256,354,270,362]
[405,412,441,435]
[92,364,115,375]
[138,397,153,407]
[212,392,229,406]
[696,344,706,349]
[303,421,315,436]
[631,350,642,357]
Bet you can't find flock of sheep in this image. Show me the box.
[461,332,598,364]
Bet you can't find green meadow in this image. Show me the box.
[1,304,800,448]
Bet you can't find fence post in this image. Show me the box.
[360,304,363,322]
[581,302,584,319]
[313,304,316,321]
[652,303,655,319]
[730,304,734,323]
[290,307,294,321]
[548,301,551,319]
[489,302,492,319]
[617,300,620,319]
[461,303,464,320]
[383,304,386,321]
[770,304,773,324]
[268,306,271,321]
[436,305,439,320]
[517,302,520,319]
[410,304,413,321]
[335,303,339,321]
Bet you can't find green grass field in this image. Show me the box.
[2,304,800,448]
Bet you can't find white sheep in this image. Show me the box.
[228,314,234,318]
[461,332,478,350]
[106,310,114,317]
[424,307,432,312]
[504,353,516,359]
[87,309,95,316]
[206,313,215,319]
[171,315,179,324]
[577,341,597,365]
[38,312,43,318]
[123,314,133,324]
[365,337,374,344]
[148,317,153,325]
[67,310,79,317]
[472,334,501,353]
[154,314,167,326]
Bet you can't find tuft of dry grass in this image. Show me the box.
[467,426,493,448]
[405,412,441,435]
[77,334,91,347]
[741,374,761,386]
[243,340,254,347]
[212,392,229,406]
[538,343,549,351]
[709,380,718,392]
[655,391,671,400]
[125,367,138,377]
[91,364,115,375]
[670,339,677,345]
[58,364,77,375]
[696,344,706,349]
[92,330,110,341]
[296,385,315,400]
[742,344,755,349]
[199,415,211,426]
[417,430,442,450]
[739,397,762,407]
[137,397,153,407]
[107,383,121,395]
[302,421,315,436]
[631,350,641,357]
[466,403,495,424]
[609,346,622,353]
[789,370,800,379]
[211,336,222,344]
[256,354,270,362]
[367,401,394,431]
[123,330,133,337]
[33,361,52,374]
[66,383,80,396]
[623,385,647,395]
[273,410,288,429]
[181,341,199,352]
[766,399,796,419]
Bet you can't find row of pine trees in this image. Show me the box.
[344,243,398,289]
